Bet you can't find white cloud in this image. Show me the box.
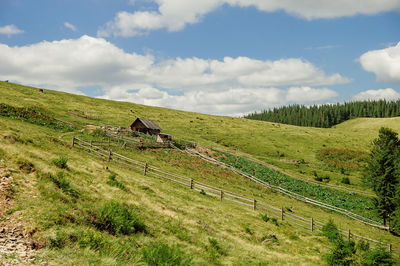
[359,42,400,83]
[0,24,23,35]
[64,22,77,32]
[98,0,400,37]
[286,86,338,103]
[0,35,345,115]
[352,88,400,101]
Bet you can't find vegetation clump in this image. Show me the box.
[52,157,68,169]
[16,158,35,173]
[106,173,129,192]
[47,171,79,198]
[141,242,192,266]
[321,220,394,265]
[0,103,74,131]
[94,200,145,235]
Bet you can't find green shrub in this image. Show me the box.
[206,237,225,259]
[16,159,34,173]
[341,177,351,185]
[361,247,394,266]
[243,225,253,235]
[325,239,355,266]
[321,220,340,243]
[0,104,74,131]
[48,232,68,249]
[261,214,270,223]
[270,218,279,226]
[106,173,129,192]
[78,230,107,250]
[94,201,145,235]
[52,157,68,169]
[47,172,79,198]
[141,242,192,266]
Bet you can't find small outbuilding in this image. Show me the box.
[157,133,173,143]
[130,118,162,135]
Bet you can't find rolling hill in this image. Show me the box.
[0,81,399,265]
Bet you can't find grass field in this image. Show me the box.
[1,81,400,264]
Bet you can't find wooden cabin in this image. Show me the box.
[130,118,162,135]
[157,133,173,143]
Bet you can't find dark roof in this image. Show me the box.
[131,118,162,130]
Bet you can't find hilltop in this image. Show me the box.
[0,81,399,264]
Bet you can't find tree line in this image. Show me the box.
[244,100,400,128]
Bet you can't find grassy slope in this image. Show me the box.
[3,81,400,188]
[1,81,400,264]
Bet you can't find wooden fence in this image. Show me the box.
[185,148,388,230]
[71,136,396,252]
[99,130,384,229]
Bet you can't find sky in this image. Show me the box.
[0,0,399,116]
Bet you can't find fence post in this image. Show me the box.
[220,190,223,201]
[190,179,193,189]
[281,207,284,221]
[253,168,256,176]
[388,243,392,252]
[253,199,257,211]
[311,218,314,232]
[90,140,93,146]
[108,150,112,162]
[144,162,148,176]
[72,136,75,147]
[347,229,351,241]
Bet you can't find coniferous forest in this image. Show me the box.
[244,100,400,128]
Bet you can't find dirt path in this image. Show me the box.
[0,167,37,265]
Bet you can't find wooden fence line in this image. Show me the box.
[185,148,388,230]
[71,137,396,252]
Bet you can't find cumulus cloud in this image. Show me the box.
[0,24,23,35]
[286,86,338,103]
[98,0,400,37]
[64,22,77,32]
[359,42,400,83]
[352,88,400,101]
[0,35,344,115]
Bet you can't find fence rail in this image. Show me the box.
[71,137,396,252]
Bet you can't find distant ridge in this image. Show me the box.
[244,100,400,128]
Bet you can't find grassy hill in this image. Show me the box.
[1,81,399,264]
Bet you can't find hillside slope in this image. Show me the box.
[1,81,400,264]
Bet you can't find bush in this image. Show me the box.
[48,232,68,249]
[321,220,340,243]
[361,247,394,266]
[261,214,270,223]
[141,242,192,266]
[107,173,129,192]
[47,171,79,198]
[17,159,34,173]
[206,237,225,259]
[52,157,68,169]
[78,230,107,250]
[270,218,279,226]
[325,239,355,266]
[94,201,145,235]
[341,177,351,185]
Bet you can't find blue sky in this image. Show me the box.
[0,0,399,115]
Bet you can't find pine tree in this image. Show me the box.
[363,127,400,226]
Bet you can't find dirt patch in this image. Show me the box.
[0,167,39,265]
[85,124,101,133]
[279,158,301,165]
